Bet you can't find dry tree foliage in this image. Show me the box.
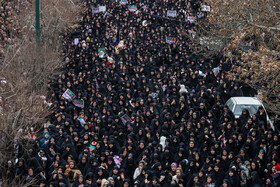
[0,0,81,183]
[199,0,280,113]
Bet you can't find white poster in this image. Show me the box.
[99,6,106,12]
[74,38,79,45]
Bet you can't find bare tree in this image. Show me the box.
[0,0,81,185]
[198,0,280,113]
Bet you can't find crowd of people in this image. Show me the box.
[0,0,30,58]
[0,0,14,57]
[2,0,280,186]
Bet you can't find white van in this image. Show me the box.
[225,97,274,130]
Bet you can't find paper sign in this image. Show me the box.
[151,93,159,98]
[98,47,106,58]
[72,98,84,108]
[120,0,128,5]
[44,123,51,128]
[74,38,79,45]
[202,5,211,12]
[166,37,176,44]
[121,114,132,125]
[62,89,76,101]
[187,16,195,23]
[128,5,137,12]
[92,7,99,13]
[213,67,220,77]
[167,10,177,17]
[99,6,106,12]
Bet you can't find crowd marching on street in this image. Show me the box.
[2,0,280,186]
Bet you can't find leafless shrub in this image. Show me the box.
[0,0,81,185]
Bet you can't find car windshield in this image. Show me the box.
[234,104,260,117]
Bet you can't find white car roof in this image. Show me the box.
[230,97,262,105]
